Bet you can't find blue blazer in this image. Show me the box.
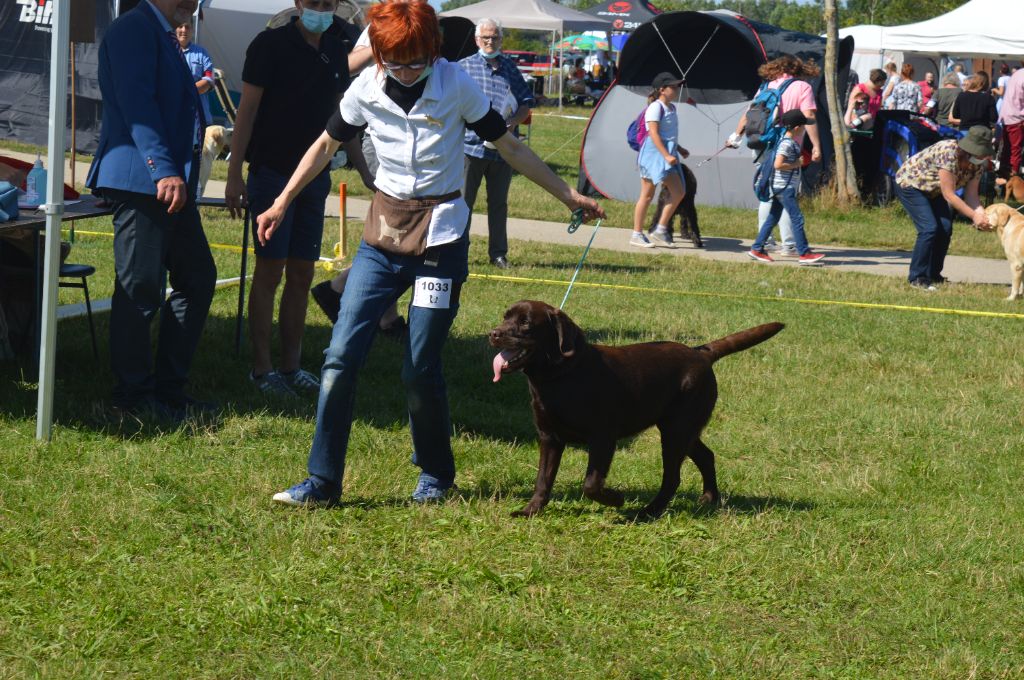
[86,2,205,196]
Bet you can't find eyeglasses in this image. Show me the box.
[382,60,428,71]
[477,35,501,42]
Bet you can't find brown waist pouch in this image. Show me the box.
[363,190,461,256]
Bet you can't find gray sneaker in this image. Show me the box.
[650,227,675,248]
[281,368,321,395]
[250,370,297,397]
[630,232,655,248]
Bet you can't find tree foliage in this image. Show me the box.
[551,0,973,36]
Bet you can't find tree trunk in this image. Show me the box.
[824,0,859,203]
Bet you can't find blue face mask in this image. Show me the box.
[300,8,334,34]
[385,65,433,87]
[479,49,502,59]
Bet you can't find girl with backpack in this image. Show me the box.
[630,72,690,248]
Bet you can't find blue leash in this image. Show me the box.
[560,208,602,310]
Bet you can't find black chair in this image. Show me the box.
[58,263,98,359]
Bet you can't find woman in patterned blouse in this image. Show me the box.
[894,126,993,290]
[888,63,922,113]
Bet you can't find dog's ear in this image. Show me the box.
[989,204,1011,228]
[548,307,580,358]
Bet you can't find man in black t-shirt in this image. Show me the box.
[225,0,372,397]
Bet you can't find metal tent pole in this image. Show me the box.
[36,0,71,440]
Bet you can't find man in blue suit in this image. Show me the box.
[86,0,217,420]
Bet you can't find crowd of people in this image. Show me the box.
[844,59,1024,186]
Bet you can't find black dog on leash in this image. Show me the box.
[648,162,703,248]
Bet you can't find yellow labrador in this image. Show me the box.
[982,203,1024,300]
[199,125,231,198]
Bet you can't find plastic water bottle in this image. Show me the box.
[24,155,46,205]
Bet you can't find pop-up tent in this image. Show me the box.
[200,0,363,97]
[840,0,1024,76]
[441,0,611,106]
[0,0,115,153]
[578,9,852,208]
[582,0,660,33]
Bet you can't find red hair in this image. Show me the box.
[367,1,441,67]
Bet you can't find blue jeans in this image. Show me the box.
[896,183,952,284]
[751,186,810,255]
[307,238,469,490]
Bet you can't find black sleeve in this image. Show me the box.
[467,108,508,142]
[241,31,274,88]
[325,108,366,144]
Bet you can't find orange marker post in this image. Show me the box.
[338,181,347,260]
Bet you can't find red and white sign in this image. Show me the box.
[17,0,54,30]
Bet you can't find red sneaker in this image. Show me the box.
[747,249,774,263]
[798,252,826,266]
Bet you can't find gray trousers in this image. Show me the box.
[463,154,513,260]
[106,189,216,407]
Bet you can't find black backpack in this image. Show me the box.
[743,78,796,154]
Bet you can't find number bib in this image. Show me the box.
[412,277,453,309]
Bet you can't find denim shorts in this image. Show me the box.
[247,165,331,261]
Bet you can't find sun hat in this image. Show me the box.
[958,126,995,158]
[651,72,684,89]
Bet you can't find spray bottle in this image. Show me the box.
[24,154,46,206]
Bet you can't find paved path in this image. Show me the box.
[7,149,1008,287]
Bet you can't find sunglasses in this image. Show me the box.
[382,60,428,71]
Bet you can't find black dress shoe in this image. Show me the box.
[491,256,510,269]
[310,281,341,324]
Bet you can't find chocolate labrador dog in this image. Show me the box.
[489,300,783,518]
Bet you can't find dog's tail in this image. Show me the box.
[697,322,784,363]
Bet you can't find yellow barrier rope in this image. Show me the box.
[65,229,1023,320]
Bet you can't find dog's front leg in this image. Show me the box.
[582,443,624,508]
[513,434,565,517]
[1010,264,1023,300]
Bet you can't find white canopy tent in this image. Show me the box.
[840,0,1024,76]
[200,0,364,96]
[440,0,611,32]
[440,0,611,106]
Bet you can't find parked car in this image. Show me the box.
[504,50,559,75]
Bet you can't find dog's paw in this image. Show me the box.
[638,504,665,520]
[511,505,541,518]
[698,491,722,507]
[593,488,625,507]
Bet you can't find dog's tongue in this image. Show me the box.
[492,350,514,383]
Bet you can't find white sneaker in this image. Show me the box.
[630,232,655,248]
[650,227,676,248]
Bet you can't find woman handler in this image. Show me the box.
[895,125,992,290]
[260,1,603,507]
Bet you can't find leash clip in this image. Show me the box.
[567,208,584,234]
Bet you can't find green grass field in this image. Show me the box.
[3,225,1024,676]
[2,109,1024,677]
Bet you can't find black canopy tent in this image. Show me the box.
[582,0,660,33]
[579,10,854,208]
[0,0,114,154]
